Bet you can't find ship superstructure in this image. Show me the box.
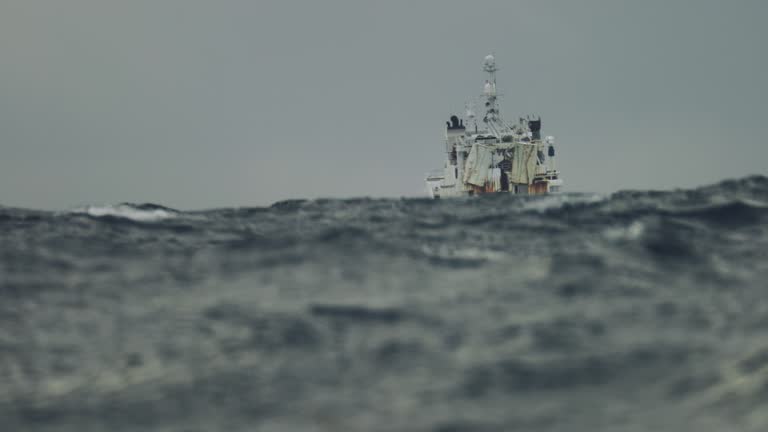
[426,55,562,198]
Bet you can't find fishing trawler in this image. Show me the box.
[426,55,562,198]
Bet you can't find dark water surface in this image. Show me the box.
[2,176,768,431]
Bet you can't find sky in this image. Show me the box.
[1,0,767,210]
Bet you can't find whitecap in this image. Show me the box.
[72,204,177,222]
[603,220,645,241]
[522,193,606,212]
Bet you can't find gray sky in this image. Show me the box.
[1,0,766,210]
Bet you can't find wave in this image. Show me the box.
[3,174,768,431]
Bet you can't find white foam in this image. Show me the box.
[73,205,176,222]
[522,193,606,212]
[603,221,645,241]
[420,245,506,262]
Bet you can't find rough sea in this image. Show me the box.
[2,175,768,432]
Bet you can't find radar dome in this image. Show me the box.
[483,55,496,72]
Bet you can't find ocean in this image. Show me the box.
[1,175,768,431]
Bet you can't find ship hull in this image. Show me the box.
[427,177,563,199]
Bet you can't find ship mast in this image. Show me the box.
[481,54,504,136]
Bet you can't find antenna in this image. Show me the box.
[465,102,476,120]
[466,101,478,132]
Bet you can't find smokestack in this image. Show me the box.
[528,118,541,141]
